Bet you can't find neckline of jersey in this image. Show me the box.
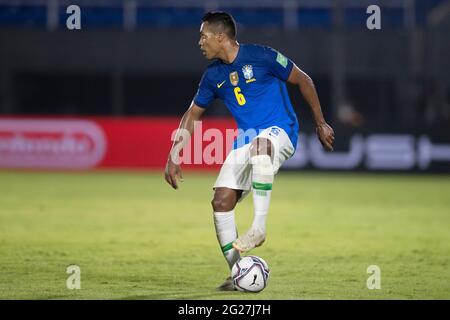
[223,43,242,66]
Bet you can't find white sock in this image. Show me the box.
[213,210,240,269]
[251,155,274,232]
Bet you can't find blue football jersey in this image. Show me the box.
[193,44,299,149]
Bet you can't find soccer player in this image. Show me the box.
[164,12,335,290]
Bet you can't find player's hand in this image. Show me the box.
[164,157,184,190]
[316,122,335,151]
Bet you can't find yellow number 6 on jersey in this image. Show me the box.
[233,87,246,106]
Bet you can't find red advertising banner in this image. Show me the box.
[3,117,449,172]
[0,117,237,170]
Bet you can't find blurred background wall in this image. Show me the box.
[0,0,449,171]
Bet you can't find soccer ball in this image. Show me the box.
[231,256,270,292]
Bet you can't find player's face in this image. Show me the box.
[198,22,221,60]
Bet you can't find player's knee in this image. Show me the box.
[211,197,235,212]
[211,191,237,212]
[250,154,274,177]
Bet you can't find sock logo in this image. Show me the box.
[255,190,267,196]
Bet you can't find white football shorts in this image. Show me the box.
[213,126,296,201]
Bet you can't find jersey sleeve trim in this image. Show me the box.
[281,60,294,82]
[193,99,209,109]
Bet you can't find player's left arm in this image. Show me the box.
[287,64,335,151]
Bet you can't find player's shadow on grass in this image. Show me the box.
[120,290,244,300]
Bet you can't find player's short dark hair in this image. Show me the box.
[202,11,237,39]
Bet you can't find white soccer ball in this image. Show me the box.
[231,256,270,292]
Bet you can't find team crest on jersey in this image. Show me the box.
[229,71,239,86]
[242,65,253,80]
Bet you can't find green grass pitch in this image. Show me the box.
[0,170,449,299]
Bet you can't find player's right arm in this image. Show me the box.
[165,69,215,189]
[165,102,206,190]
